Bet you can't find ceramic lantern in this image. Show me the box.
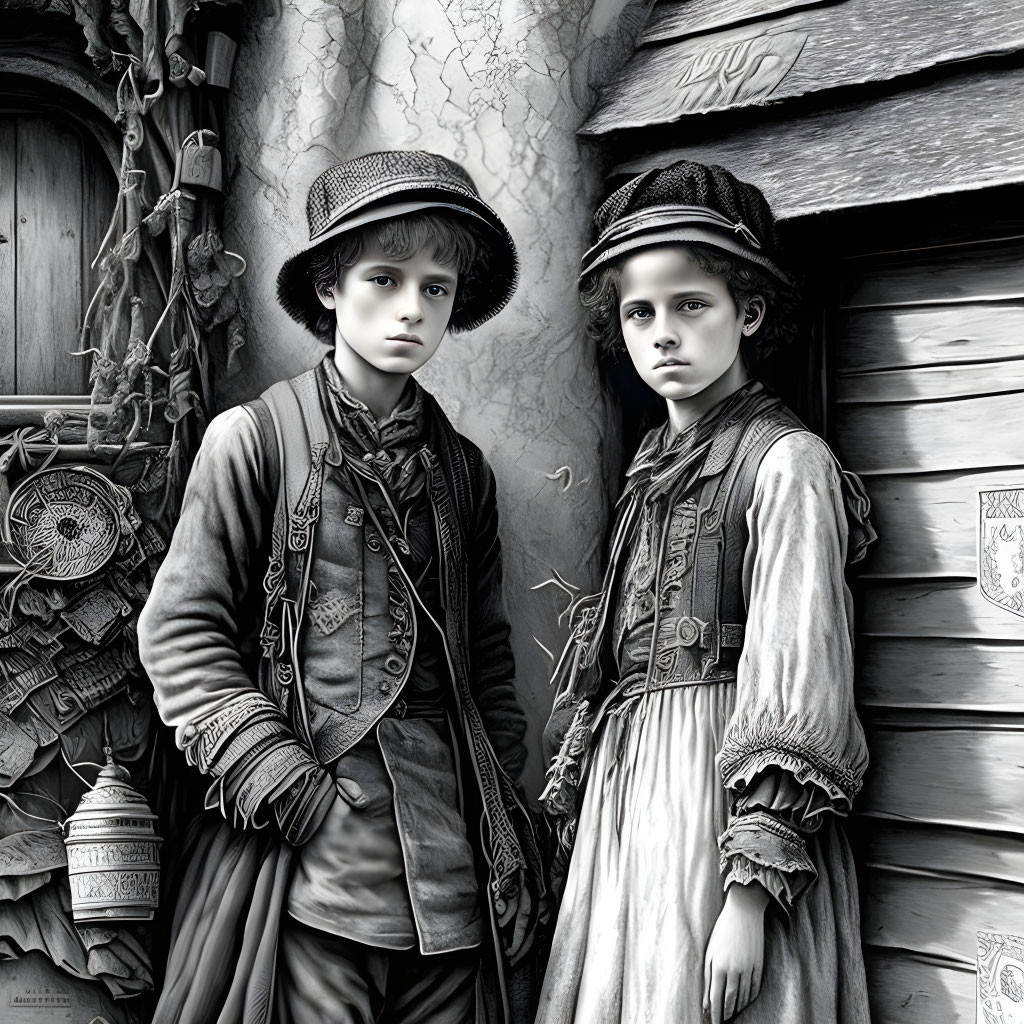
[63,750,161,923]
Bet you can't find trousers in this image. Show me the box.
[276,915,480,1024]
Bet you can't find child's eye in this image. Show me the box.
[424,284,449,297]
[680,300,706,312]
[370,275,396,287]
[626,308,653,321]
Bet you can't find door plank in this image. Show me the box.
[834,391,1024,474]
[835,303,1024,374]
[0,119,15,392]
[841,238,1024,310]
[860,724,1024,832]
[79,136,114,391]
[856,469,1024,578]
[15,117,83,394]
[859,638,1024,711]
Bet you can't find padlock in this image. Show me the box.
[205,32,239,89]
[173,130,223,193]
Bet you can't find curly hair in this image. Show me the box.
[307,211,488,338]
[581,243,799,368]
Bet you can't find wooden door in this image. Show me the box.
[828,223,1024,1022]
[0,114,115,395]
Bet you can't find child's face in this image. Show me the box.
[618,246,754,404]
[319,239,458,375]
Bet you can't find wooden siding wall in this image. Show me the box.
[831,236,1024,1022]
[0,115,114,395]
[584,0,1024,132]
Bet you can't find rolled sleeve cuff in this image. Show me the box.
[185,693,333,844]
[718,811,817,912]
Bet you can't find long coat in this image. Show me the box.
[139,365,543,1024]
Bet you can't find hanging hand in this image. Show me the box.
[703,881,768,1023]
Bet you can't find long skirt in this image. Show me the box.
[536,684,871,1024]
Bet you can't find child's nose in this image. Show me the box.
[653,313,680,348]
[397,288,424,323]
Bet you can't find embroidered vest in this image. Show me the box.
[541,398,804,849]
[251,369,546,981]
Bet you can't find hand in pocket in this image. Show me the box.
[336,777,368,809]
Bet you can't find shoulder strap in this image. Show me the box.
[261,369,332,548]
[422,392,476,543]
[255,368,331,743]
[690,405,804,673]
[718,410,806,627]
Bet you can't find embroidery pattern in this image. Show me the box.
[307,589,360,637]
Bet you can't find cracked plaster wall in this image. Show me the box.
[222,0,649,793]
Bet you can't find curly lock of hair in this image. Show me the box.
[580,243,799,369]
[307,211,490,338]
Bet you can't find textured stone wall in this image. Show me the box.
[222,0,649,792]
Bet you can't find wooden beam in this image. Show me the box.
[860,580,1024,642]
[859,638,1024,712]
[864,949,976,1024]
[862,821,1024,887]
[835,304,1024,374]
[609,65,1024,219]
[860,722,1024,833]
[863,868,1024,966]
[835,390,1024,475]
[640,0,838,46]
[584,0,1024,132]
[835,360,1024,404]
[841,238,1024,310]
[856,469,1024,579]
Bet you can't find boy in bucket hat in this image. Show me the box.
[139,151,544,1024]
[537,161,874,1024]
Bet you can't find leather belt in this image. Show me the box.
[661,615,745,650]
[619,673,737,700]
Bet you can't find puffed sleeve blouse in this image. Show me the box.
[717,430,869,909]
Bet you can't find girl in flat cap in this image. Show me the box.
[538,161,874,1024]
[139,151,544,1024]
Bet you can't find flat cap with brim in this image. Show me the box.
[277,151,519,335]
[580,162,793,287]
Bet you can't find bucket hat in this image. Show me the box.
[580,161,792,286]
[277,151,519,335]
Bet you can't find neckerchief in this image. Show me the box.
[321,356,428,512]
[622,380,779,505]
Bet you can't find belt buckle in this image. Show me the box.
[675,616,708,647]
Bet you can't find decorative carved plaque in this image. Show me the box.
[979,488,1024,619]
[664,29,809,113]
[979,931,1024,1024]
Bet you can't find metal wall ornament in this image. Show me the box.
[63,749,162,924]
[4,467,132,583]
